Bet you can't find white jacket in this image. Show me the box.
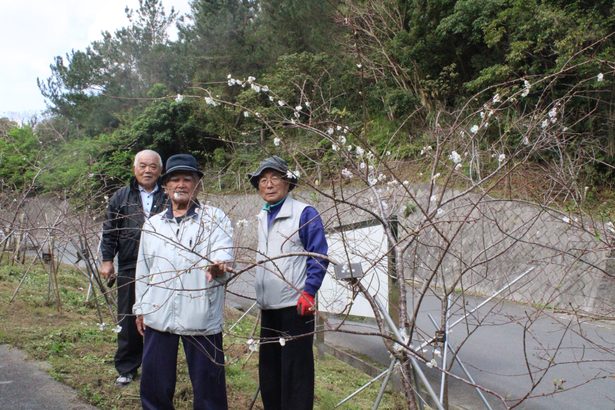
[133,204,233,335]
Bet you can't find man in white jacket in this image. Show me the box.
[133,154,233,410]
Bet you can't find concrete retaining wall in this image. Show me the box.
[7,187,614,317]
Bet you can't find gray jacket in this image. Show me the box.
[133,205,233,335]
[255,196,309,309]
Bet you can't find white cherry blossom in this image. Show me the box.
[449,151,462,164]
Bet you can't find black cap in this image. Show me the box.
[247,156,297,190]
[162,154,204,183]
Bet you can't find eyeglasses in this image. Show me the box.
[258,175,285,186]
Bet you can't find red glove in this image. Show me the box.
[297,291,316,316]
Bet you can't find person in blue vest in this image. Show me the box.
[248,156,329,410]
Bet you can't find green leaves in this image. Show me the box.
[0,126,41,189]
[20,0,614,197]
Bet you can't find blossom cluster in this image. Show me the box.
[222,73,398,187]
[521,79,531,98]
[227,74,270,94]
[204,96,220,107]
[448,151,461,165]
[236,219,250,228]
[226,73,317,143]
[540,103,560,129]
[97,322,122,333]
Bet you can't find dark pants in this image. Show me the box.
[259,307,315,410]
[140,328,228,410]
[115,269,142,376]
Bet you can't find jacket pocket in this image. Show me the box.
[177,290,210,331]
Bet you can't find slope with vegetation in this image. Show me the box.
[0,0,611,214]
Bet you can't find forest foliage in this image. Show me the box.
[0,0,613,208]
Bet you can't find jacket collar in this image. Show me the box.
[130,176,162,192]
[162,200,201,221]
[260,195,294,220]
[276,195,294,219]
[262,196,286,212]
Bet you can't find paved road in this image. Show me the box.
[324,293,615,410]
[227,274,615,410]
[0,344,96,410]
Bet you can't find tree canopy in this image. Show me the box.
[0,0,611,201]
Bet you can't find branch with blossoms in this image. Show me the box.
[115,36,615,407]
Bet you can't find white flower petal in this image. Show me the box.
[341,168,353,179]
[448,151,462,164]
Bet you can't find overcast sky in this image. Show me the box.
[0,0,190,121]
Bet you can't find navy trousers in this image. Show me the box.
[259,307,315,410]
[140,328,228,410]
[115,268,142,376]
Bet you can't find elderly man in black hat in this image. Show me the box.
[248,156,329,410]
[134,153,233,410]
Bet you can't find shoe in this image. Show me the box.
[115,373,134,387]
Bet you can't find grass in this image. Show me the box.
[0,260,404,409]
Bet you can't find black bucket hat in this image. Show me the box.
[162,154,204,183]
[247,156,297,190]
